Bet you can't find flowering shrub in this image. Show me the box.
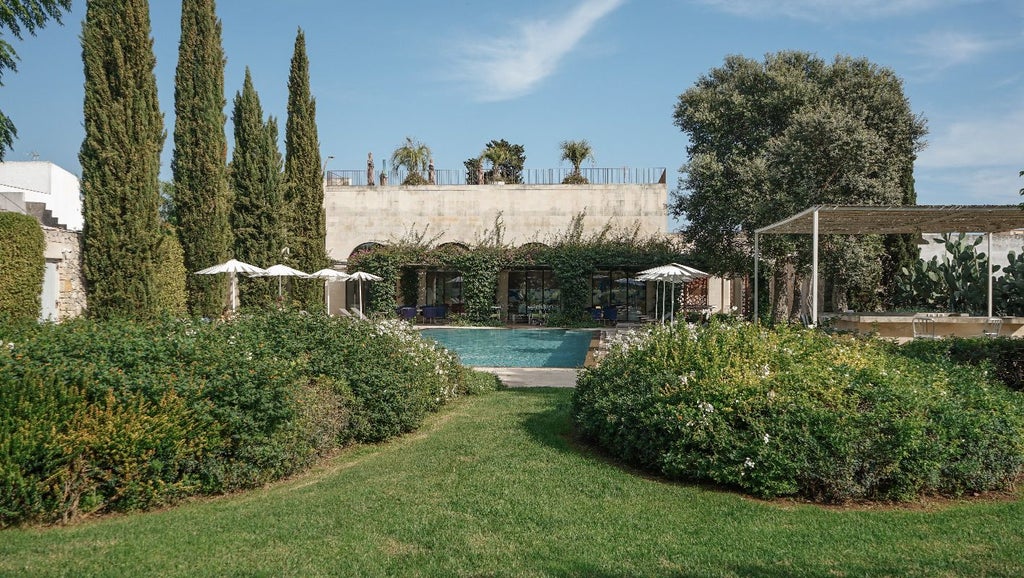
[900,337,1024,392]
[0,311,493,526]
[573,321,1024,503]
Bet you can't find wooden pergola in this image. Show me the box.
[753,205,1024,324]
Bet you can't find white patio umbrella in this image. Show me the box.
[194,259,267,313]
[637,263,709,323]
[346,270,382,314]
[249,264,310,298]
[308,268,350,315]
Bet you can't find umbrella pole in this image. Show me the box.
[358,281,363,314]
[671,280,676,323]
[231,273,237,312]
[661,281,666,324]
[325,280,330,315]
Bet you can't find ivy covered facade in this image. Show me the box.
[344,216,717,324]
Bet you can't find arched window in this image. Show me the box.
[349,242,384,260]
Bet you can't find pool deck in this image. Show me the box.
[475,367,581,388]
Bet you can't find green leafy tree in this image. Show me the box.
[172,0,231,316]
[467,139,525,184]
[230,67,284,308]
[391,136,431,185]
[0,0,72,159]
[80,0,166,319]
[672,52,927,320]
[283,28,327,308]
[560,139,593,184]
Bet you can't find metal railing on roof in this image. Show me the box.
[325,167,666,187]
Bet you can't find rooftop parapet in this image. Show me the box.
[326,167,667,187]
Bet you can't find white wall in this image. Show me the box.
[0,161,82,230]
[919,231,1024,270]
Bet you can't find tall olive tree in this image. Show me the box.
[230,67,284,308]
[80,0,165,319]
[0,0,72,159]
[172,0,231,316]
[672,52,927,320]
[283,28,327,308]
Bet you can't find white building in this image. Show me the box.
[0,161,85,321]
[0,161,83,231]
[323,166,737,319]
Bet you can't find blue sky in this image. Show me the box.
[3,0,1023,231]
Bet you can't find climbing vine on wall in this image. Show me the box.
[347,214,687,323]
[443,246,505,323]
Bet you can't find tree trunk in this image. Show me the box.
[771,260,796,323]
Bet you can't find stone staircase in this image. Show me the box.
[24,201,65,229]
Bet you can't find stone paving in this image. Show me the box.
[475,367,580,388]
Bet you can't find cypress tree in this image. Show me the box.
[172,0,231,316]
[283,28,328,308]
[231,67,284,308]
[79,0,164,319]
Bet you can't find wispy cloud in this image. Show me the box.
[917,108,1024,170]
[452,0,626,102]
[694,0,961,21]
[907,30,1008,76]
[914,106,1024,204]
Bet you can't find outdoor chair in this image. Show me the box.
[983,317,1003,338]
[511,304,529,325]
[912,316,937,340]
[398,306,417,321]
[603,307,618,326]
[422,306,438,324]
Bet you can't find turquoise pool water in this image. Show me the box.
[420,328,594,368]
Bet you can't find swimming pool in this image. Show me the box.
[419,328,594,368]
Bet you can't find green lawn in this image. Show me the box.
[2,387,1022,577]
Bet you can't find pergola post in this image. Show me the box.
[812,208,819,326]
[753,232,760,324]
[988,232,993,319]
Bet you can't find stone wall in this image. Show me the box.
[324,182,668,264]
[42,227,86,321]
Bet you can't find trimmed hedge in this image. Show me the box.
[573,322,1024,503]
[0,311,495,526]
[900,337,1024,392]
[0,212,45,321]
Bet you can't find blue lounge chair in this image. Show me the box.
[603,307,618,325]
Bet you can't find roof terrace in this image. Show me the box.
[325,167,667,187]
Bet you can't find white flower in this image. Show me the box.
[763,433,770,444]
[698,401,714,414]
[744,457,755,469]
